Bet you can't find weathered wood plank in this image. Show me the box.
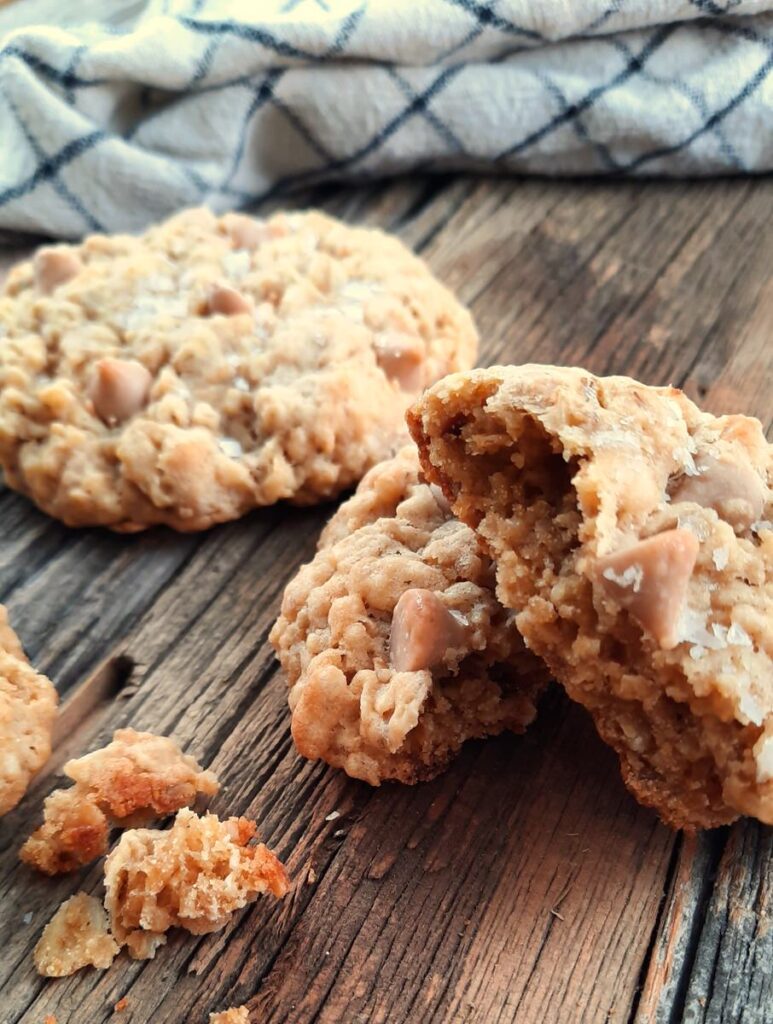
[0,175,771,1024]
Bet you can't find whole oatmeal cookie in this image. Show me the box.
[0,605,58,816]
[104,808,289,959]
[0,208,477,531]
[21,728,219,874]
[408,365,773,829]
[34,892,119,977]
[271,446,547,785]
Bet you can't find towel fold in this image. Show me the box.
[1,0,771,237]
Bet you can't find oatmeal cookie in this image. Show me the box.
[0,208,476,531]
[0,605,58,816]
[21,728,219,874]
[34,892,119,977]
[104,808,289,959]
[409,364,772,829]
[271,446,547,785]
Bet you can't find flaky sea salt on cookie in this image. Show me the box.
[408,364,772,830]
[0,208,477,531]
[0,605,58,816]
[271,446,547,785]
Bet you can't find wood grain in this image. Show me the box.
[0,176,770,1024]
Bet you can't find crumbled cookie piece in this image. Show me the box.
[21,788,110,875]
[210,1008,249,1024]
[21,729,218,874]
[0,207,477,530]
[409,364,772,829]
[0,605,58,816]
[271,446,547,785]
[34,892,119,977]
[104,808,289,959]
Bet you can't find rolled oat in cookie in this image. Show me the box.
[0,605,58,816]
[104,808,289,959]
[21,728,219,874]
[408,364,772,830]
[0,208,477,531]
[271,446,548,785]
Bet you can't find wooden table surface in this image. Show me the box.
[0,176,771,1024]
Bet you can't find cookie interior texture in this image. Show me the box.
[0,605,58,816]
[408,364,772,829]
[0,208,477,531]
[271,446,547,785]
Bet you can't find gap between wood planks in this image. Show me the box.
[0,175,770,1024]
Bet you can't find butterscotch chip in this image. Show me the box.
[33,247,82,294]
[0,208,476,531]
[0,605,58,816]
[210,1008,249,1024]
[670,454,766,531]
[271,446,547,785]
[373,334,425,391]
[104,808,289,959]
[409,364,772,829]
[390,588,468,672]
[206,283,254,316]
[595,529,700,649]
[90,358,152,425]
[21,728,218,873]
[34,892,119,977]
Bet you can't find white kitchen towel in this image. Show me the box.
[1,0,771,237]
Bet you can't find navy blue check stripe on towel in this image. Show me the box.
[0,0,771,237]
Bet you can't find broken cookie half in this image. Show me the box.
[408,364,772,830]
[271,446,548,785]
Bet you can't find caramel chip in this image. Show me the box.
[207,283,254,316]
[374,334,425,391]
[391,587,467,671]
[90,358,152,425]
[33,248,82,293]
[671,455,766,530]
[596,529,700,649]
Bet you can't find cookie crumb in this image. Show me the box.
[114,997,129,1012]
[34,893,119,977]
[105,809,289,959]
[307,867,317,884]
[21,729,219,875]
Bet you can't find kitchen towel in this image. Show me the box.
[1,0,771,237]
